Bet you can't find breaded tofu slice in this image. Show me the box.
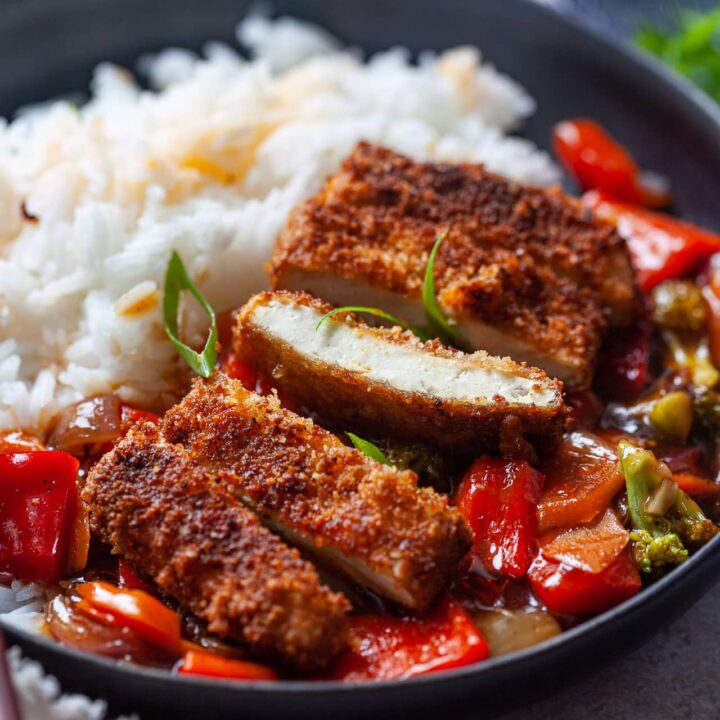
[234,291,566,453]
[162,375,472,612]
[83,423,350,671]
[270,142,637,389]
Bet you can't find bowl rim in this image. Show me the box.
[3,0,720,698]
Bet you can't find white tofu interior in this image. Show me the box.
[251,299,559,407]
[280,268,582,386]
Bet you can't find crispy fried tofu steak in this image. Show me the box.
[270,142,637,388]
[162,375,472,612]
[234,291,566,454]
[83,423,350,671]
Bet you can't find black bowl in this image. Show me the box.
[2,1,720,718]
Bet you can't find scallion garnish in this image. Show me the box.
[422,230,471,351]
[313,230,469,350]
[346,432,391,465]
[315,306,412,332]
[163,251,218,378]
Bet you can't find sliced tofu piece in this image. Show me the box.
[162,375,472,612]
[270,142,638,388]
[234,291,566,453]
[83,423,350,671]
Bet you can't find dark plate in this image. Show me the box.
[2,0,720,718]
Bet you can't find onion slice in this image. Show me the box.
[470,609,561,657]
[48,395,121,452]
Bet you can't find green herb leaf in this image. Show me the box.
[422,230,472,351]
[163,251,218,378]
[346,432,391,465]
[635,8,720,103]
[315,306,412,332]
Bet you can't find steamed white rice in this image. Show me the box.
[0,11,558,433]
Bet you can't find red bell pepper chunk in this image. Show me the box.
[528,549,641,616]
[584,191,720,292]
[593,319,651,401]
[0,451,80,583]
[455,457,544,578]
[179,650,278,682]
[118,558,156,594]
[329,597,487,681]
[76,581,181,654]
[553,119,670,208]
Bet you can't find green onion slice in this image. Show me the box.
[422,230,471,351]
[316,306,412,332]
[163,251,218,378]
[346,432,391,465]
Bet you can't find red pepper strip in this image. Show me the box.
[76,581,181,654]
[537,431,626,532]
[254,374,302,414]
[455,457,544,578]
[0,451,80,583]
[118,558,156,593]
[528,549,641,616]
[673,473,720,498]
[565,390,604,430]
[592,318,651,401]
[120,405,160,434]
[219,351,258,391]
[553,119,670,208]
[221,350,302,413]
[179,650,278,681]
[328,597,487,681]
[584,191,720,292]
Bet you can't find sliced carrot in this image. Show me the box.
[179,650,278,681]
[539,507,629,574]
[0,431,45,454]
[76,581,181,654]
[537,431,625,532]
[673,473,720,498]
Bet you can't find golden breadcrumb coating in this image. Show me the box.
[83,423,350,671]
[162,375,472,611]
[234,290,567,454]
[270,142,637,388]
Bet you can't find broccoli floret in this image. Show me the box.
[652,280,708,333]
[618,440,719,577]
[693,387,720,437]
[648,391,693,441]
[629,529,688,576]
[379,440,457,491]
[673,516,719,548]
[652,280,719,388]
